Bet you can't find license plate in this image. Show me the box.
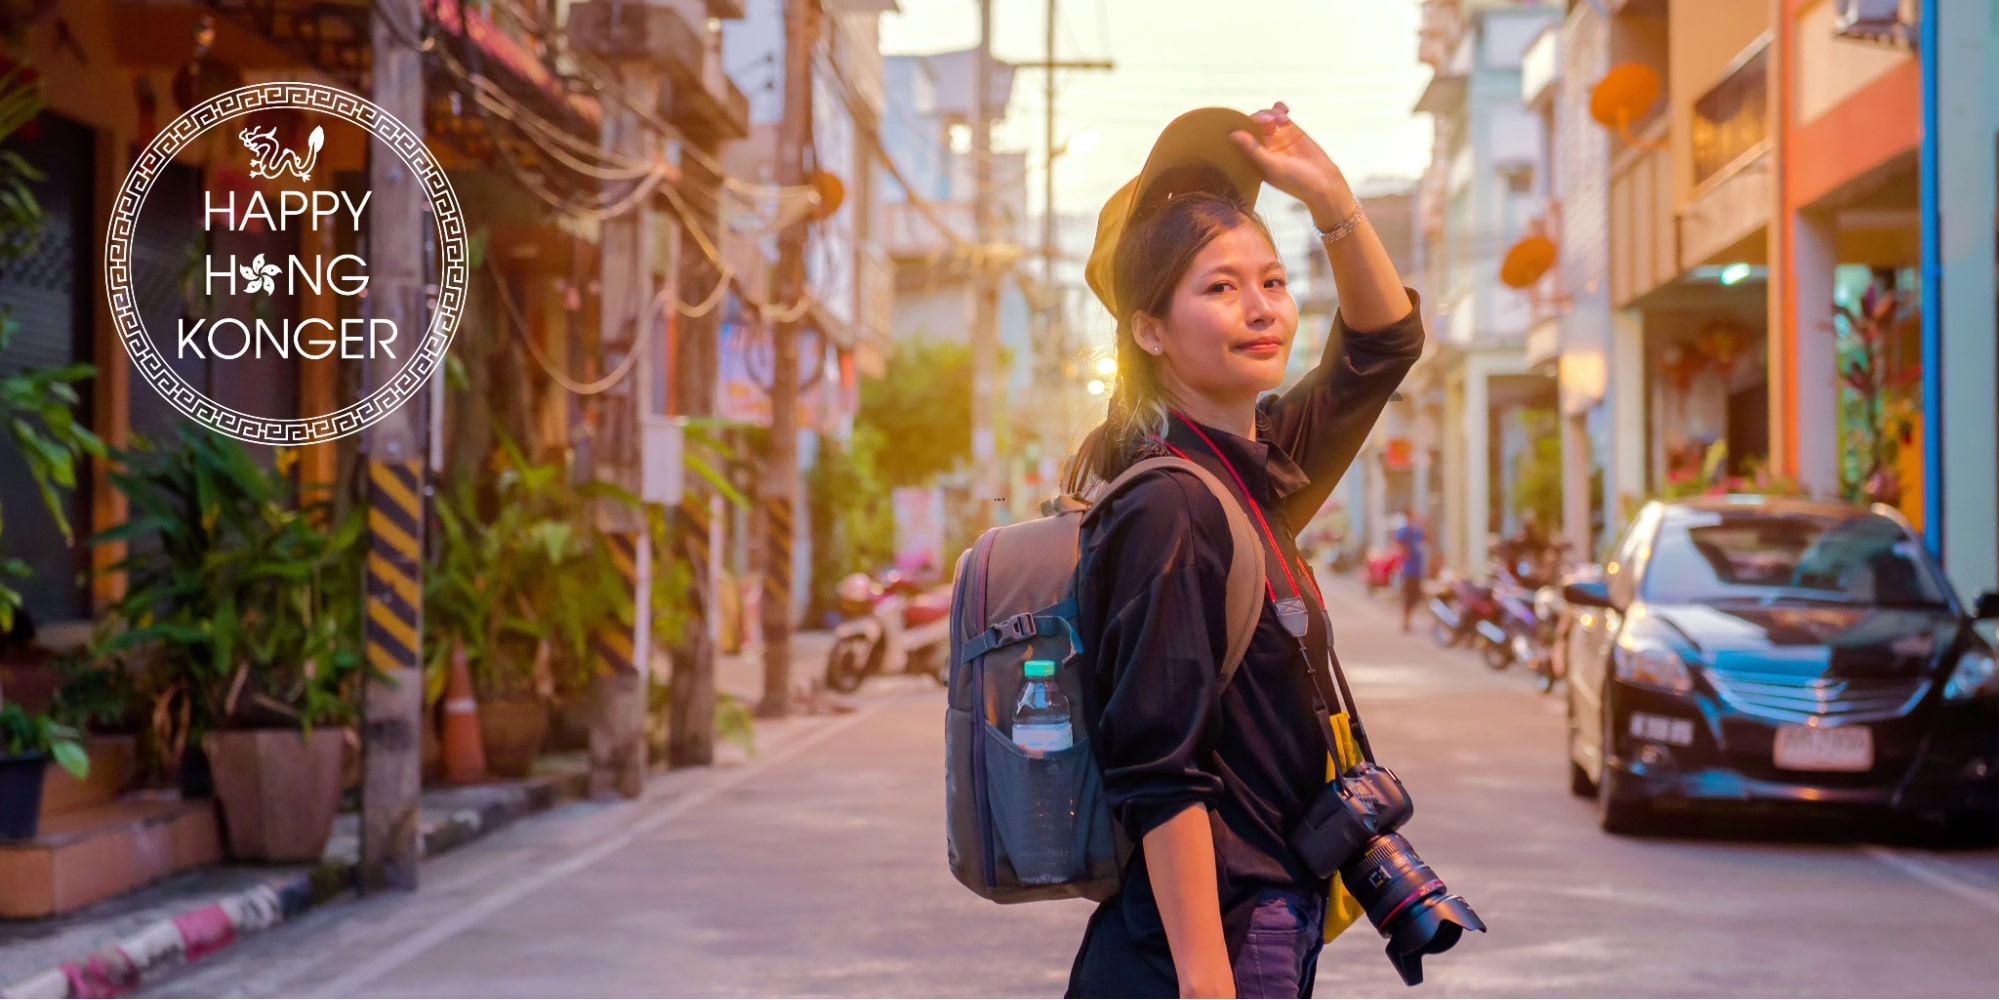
[1773,724,1873,772]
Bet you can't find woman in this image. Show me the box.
[1063,104,1424,999]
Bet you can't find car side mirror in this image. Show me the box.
[1564,580,1615,610]
[1975,591,1999,621]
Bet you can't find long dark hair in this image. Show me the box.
[1062,188,1276,497]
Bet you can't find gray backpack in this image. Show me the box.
[944,457,1266,903]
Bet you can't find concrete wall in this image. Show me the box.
[1667,0,1773,206]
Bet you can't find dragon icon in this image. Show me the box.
[240,124,325,182]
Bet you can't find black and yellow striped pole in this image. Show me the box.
[589,525,648,797]
[360,0,428,894]
[760,492,795,714]
[667,487,718,766]
[366,460,425,683]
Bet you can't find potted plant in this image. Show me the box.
[0,702,88,840]
[424,441,581,779]
[0,61,105,656]
[90,428,367,860]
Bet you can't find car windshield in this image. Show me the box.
[1639,508,1953,608]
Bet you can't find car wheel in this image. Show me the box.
[1596,771,1651,835]
[1566,693,1596,797]
[1929,812,1999,849]
[1596,716,1650,835]
[824,637,870,693]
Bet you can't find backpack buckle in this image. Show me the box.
[987,612,1038,647]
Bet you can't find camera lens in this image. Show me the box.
[1340,833,1486,987]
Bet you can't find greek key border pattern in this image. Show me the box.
[104,83,466,445]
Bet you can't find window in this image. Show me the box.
[1639,509,1950,608]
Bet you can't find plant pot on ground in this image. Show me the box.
[85,429,369,859]
[477,696,549,779]
[0,704,89,841]
[202,727,345,861]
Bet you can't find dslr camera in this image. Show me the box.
[1289,762,1485,987]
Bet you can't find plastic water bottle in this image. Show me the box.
[1013,660,1073,754]
[1010,659,1075,884]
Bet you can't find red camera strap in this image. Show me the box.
[1150,413,1377,764]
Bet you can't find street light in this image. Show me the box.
[1087,379,1106,396]
[1094,356,1117,377]
[1056,128,1099,159]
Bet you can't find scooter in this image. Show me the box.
[1428,569,1508,661]
[824,570,952,693]
[1364,547,1404,596]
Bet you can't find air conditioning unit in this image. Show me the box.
[1833,0,1919,47]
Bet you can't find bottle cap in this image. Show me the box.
[1023,659,1057,678]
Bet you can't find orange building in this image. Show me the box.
[1768,0,1925,518]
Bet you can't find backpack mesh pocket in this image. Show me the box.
[979,721,1112,887]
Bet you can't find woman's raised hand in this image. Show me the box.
[1228,102,1358,228]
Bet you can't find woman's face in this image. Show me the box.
[1138,223,1298,406]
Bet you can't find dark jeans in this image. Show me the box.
[1232,889,1326,999]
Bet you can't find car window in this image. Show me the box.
[1639,509,1952,607]
[1604,503,1660,607]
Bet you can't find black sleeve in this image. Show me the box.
[1080,469,1235,839]
[1262,289,1426,528]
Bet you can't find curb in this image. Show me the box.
[1,768,592,1000]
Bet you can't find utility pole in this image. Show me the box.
[760,0,817,719]
[569,0,666,797]
[1030,0,1112,492]
[361,0,427,892]
[669,144,725,767]
[970,0,1000,529]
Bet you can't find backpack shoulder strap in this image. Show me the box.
[1091,457,1265,690]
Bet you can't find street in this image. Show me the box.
[146,576,1999,999]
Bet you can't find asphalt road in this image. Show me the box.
[149,576,1999,998]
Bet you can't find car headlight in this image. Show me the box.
[1945,651,1999,700]
[1614,620,1694,694]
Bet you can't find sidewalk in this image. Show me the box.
[715,630,836,703]
[1,637,843,1000]
[0,760,590,1000]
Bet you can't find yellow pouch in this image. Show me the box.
[1322,711,1367,943]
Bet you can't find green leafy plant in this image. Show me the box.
[1833,281,1920,506]
[0,58,44,263]
[0,703,88,779]
[87,428,368,769]
[1509,408,1563,533]
[1625,441,1809,521]
[806,425,895,622]
[857,338,975,488]
[0,59,102,634]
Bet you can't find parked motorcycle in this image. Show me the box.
[1428,569,1509,663]
[824,570,952,693]
[1364,546,1404,596]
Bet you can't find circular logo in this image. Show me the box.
[104,83,466,445]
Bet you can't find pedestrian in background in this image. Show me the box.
[1393,510,1427,634]
[1060,102,1424,999]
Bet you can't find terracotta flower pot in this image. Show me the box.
[477,699,548,779]
[203,728,344,862]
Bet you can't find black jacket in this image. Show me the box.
[1067,294,1424,998]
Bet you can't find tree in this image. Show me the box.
[1509,408,1562,532]
[857,338,975,488]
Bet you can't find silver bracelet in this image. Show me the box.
[1315,201,1365,244]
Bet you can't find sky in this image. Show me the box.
[877,0,1435,266]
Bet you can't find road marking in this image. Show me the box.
[315,706,881,998]
[1864,846,1999,917]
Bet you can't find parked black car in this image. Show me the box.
[1562,496,1999,841]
